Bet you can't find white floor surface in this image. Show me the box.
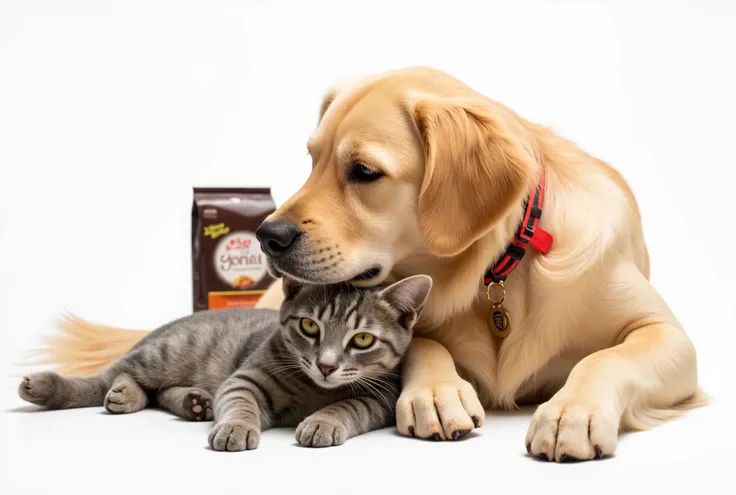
[2,374,732,495]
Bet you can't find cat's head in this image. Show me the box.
[278,275,432,389]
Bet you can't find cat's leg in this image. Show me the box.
[156,387,213,421]
[296,396,395,448]
[19,371,111,409]
[208,371,271,452]
[103,373,147,414]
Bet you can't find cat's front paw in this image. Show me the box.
[208,421,260,451]
[296,418,348,448]
[18,372,63,407]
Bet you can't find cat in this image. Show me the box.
[18,275,432,451]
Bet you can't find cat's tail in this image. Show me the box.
[27,313,149,376]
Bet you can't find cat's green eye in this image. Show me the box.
[300,318,320,337]
[351,332,375,350]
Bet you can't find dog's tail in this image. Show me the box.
[622,388,710,431]
[28,314,149,376]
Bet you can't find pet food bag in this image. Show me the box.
[192,188,276,312]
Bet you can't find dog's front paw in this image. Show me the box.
[208,421,260,451]
[396,379,484,441]
[525,396,619,462]
[18,372,63,407]
[296,418,348,448]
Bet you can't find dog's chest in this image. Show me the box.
[430,286,594,408]
[415,262,615,406]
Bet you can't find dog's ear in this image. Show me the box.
[317,73,374,124]
[317,88,338,123]
[412,97,535,257]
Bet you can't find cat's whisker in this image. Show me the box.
[262,359,299,368]
[264,369,302,380]
[373,383,399,396]
[263,364,301,374]
[356,377,393,412]
[270,350,296,358]
[268,357,299,366]
[364,376,399,402]
[263,355,298,363]
[358,370,395,383]
[262,359,303,380]
[366,370,401,379]
[367,373,399,386]
[367,375,397,391]
[347,380,360,400]
[281,367,309,383]
[262,361,298,369]
[363,382,393,413]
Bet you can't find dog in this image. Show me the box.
[44,67,705,462]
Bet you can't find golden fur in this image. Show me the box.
[30,314,148,376]
[38,67,705,461]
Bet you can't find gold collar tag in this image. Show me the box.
[486,281,511,338]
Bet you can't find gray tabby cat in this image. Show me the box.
[18,275,432,451]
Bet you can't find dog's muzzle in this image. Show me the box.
[256,219,301,257]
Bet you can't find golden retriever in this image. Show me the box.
[44,67,705,462]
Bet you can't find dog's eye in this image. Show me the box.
[349,163,383,183]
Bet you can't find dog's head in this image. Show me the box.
[256,67,537,286]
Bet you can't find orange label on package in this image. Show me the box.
[208,290,266,310]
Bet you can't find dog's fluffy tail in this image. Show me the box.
[622,388,710,431]
[28,314,149,376]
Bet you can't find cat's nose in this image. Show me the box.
[317,363,337,377]
[256,219,300,257]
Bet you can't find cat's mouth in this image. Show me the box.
[302,365,354,390]
[308,374,346,389]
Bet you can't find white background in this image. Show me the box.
[1,1,735,494]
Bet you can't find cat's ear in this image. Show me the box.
[378,275,433,328]
[281,276,303,300]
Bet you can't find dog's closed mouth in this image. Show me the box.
[350,266,382,282]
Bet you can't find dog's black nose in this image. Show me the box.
[256,220,300,255]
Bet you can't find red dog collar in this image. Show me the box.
[483,167,553,284]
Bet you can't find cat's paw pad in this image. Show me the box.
[209,421,260,451]
[104,384,145,414]
[181,389,213,421]
[296,419,347,448]
[18,372,62,407]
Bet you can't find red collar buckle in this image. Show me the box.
[483,167,553,285]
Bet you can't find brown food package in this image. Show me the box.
[192,188,276,312]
